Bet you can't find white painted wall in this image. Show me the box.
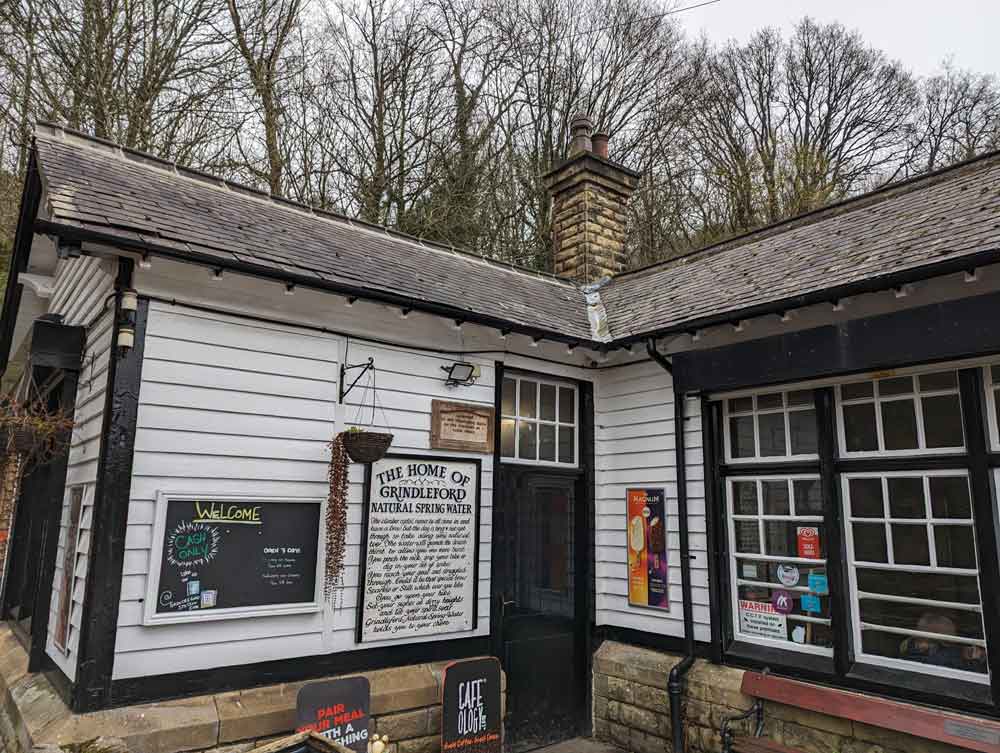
[112,301,495,679]
[45,256,117,680]
[594,360,711,642]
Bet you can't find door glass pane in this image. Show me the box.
[789,410,818,455]
[540,384,557,421]
[929,477,971,518]
[853,523,888,562]
[558,387,575,423]
[519,380,537,418]
[843,403,878,452]
[558,426,574,464]
[887,477,925,519]
[730,416,755,458]
[732,481,758,514]
[922,394,964,448]
[539,424,556,461]
[892,524,930,566]
[758,413,786,456]
[502,378,516,415]
[761,481,789,515]
[849,478,884,518]
[881,400,919,450]
[518,422,536,459]
[501,419,515,457]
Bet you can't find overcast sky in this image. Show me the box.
[677,0,999,77]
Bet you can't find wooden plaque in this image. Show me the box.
[431,400,495,454]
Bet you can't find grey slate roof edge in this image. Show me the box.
[33,121,577,290]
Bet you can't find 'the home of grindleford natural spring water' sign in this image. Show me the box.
[358,455,480,643]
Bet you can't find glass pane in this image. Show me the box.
[757,393,783,410]
[558,387,575,423]
[787,390,813,407]
[538,423,556,461]
[500,419,515,457]
[501,378,516,416]
[992,365,1000,385]
[843,403,878,452]
[879,376,914,396]
[995,392,1000,442]
[861,628,987,675]
[539,384,556,421]
[857,568,981,604]
[736,585,833,645]
[730,397,753,413]
[882,400,919,450]
[930,476,972,519]
[919,371,957,392]
[558,426,574,464]
[764,521,801,557]
[519,380,537,418]
[922,394,964,448]
[758,413,786,457]
[936,526,977,570]
[730,416,755,458]
[842,382,874,400]
[518,421,536,460]
[793,479,823,516]
[732,481,758,515]
[892,524,930,566]
[734,521,761,554]
[887,477,925,519]
[789,409,818,455]
[849,478,884,518]
[762,481,790,515]
[853,523,888,562]
[859,600,984,640]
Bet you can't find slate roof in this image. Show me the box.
[26,124,1000,347]
[32,125,594,342]
[601,151,1000,340]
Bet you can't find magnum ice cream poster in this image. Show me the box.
[627,488,670,610]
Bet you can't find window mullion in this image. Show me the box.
[816,387,852,678]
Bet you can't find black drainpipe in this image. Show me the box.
[646,338,696,753]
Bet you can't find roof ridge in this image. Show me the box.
[613,146,1000,282]
[33,120,579,290]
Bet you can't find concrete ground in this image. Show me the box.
[535,738,624,753]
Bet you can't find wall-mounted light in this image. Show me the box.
[117,326,135,349]
[965,269,979,283]
[285,283,296,296]
[139,253,152,270]
[120,288,138,312]
[210,268,224,281]
[442,362,478,387]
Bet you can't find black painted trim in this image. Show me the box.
[702,398,725,663]
[592,625,715,659]
[578,380,596,738]
[489,361,504,662]
[110,636,491,708]
[73,260,147,712]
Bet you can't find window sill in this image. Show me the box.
[726,640,836,678]
[847,662,993,710]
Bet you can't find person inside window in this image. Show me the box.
[899,613,987,673]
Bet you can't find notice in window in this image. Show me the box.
[360,456,480,642]
[738,599,787,640]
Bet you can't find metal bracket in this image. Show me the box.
[339,357,374,403]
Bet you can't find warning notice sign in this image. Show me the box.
[738,599,787,640]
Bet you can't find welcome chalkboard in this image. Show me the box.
[145,496,322,624]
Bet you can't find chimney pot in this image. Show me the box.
[592,132,609,159]
[568,112,594,156]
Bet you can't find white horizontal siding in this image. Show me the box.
[45,257,116,679]
[594,360,710,642]
[113,302,494,679]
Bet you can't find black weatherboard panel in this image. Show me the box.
[672,291,1000,393]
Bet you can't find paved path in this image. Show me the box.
[533,738,624,753]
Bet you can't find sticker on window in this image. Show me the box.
[797,527,821,559]
[738,599,787,640]
[807,572,828,595]
[801,593,822,613]
[776,564,800,587]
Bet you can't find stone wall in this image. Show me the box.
[0,625,502,753]
[592,641,972,753]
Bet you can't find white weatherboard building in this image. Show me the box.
[2,115,1000,753]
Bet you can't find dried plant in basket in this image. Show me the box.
[324,433,350,601]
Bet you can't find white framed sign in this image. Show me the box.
[357,455,481,642]
[143,493,325,625]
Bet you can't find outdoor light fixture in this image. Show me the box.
[285,283,296,296]
[117,326,135,349]
[442,362,477,387]
[120,289,138,312]
[139,253,152,269]
[965,269,979,283]
[211,268,224,281]
[345,296,357,307]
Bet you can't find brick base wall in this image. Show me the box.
[592,641,970,753]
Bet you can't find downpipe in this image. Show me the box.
[646,339,696,753]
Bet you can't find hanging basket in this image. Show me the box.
[341,430,393,464]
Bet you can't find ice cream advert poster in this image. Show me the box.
[626,488,670,610]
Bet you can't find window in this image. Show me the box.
[500,375,577,466]
[837,372,964,456]
[843,472,987,682]
[985,365,1000,450]
[725,390,818,462]
[727,476,832,654]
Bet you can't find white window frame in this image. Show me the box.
[500,374,579,468]
[723,390,820,464]
[841,470,988,684]
[726,475,832,657]
[984,364,1000,451]
[835,372,966,459]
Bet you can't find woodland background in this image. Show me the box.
[1,0,999,282]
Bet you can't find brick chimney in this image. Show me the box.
[542,113,640,283]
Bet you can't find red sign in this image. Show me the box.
[797,527,820,559]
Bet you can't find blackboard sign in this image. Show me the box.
[441,658,502,753]
[144,495,323,624]
[296,677,371,753]
[358,455,480,642]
